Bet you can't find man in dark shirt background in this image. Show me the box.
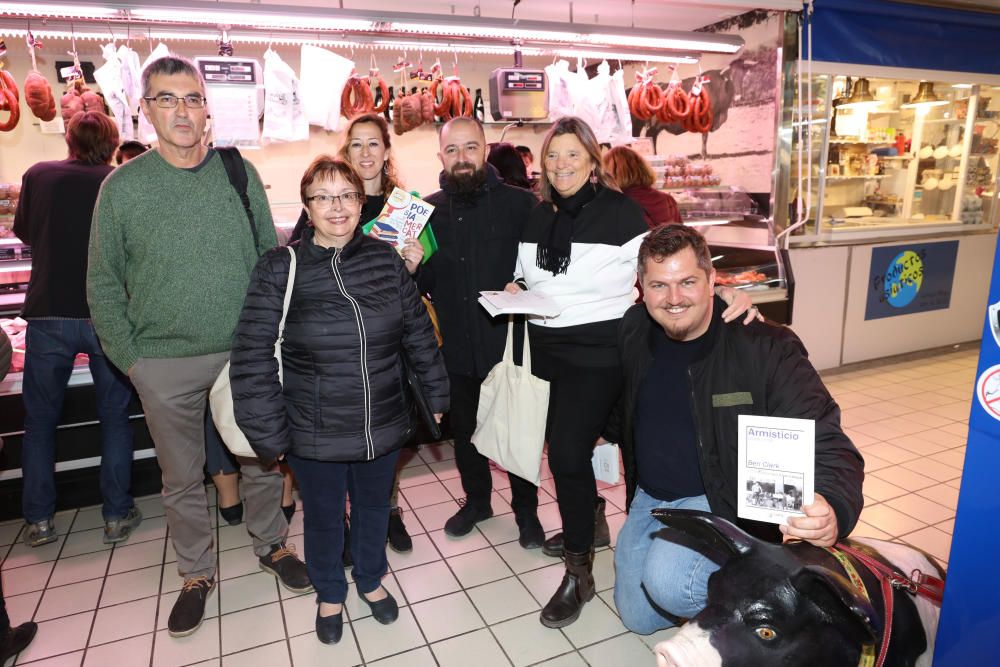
[607,224,864,634]
[13,111,141,548]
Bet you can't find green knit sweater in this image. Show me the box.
[87,149,277,373]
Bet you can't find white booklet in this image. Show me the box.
[737,415,815,525]
[478,290,562,318]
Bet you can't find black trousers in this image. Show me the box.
[449,373,539,516]
[0,572,9,634]
[529,323,623,554]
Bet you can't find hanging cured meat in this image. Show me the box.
[0,69,20,131]
[627,68,663,122]
[430,76,473,121]
[682,75,713,134]
[59,78,106,125]
[341,73,373,118]
[370,69,389,114]
[24,70,57,123]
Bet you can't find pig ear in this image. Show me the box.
[650,509,759,559]
[790,566,880,644]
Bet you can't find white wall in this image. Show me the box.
[788,245,850,370]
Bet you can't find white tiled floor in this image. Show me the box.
[0,347,976,666]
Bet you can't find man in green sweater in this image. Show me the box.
[87,55,309,638]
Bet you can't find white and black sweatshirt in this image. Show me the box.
[514,187,648,329]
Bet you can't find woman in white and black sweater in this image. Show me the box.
[507,116,755,629]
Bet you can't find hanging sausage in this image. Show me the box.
[0,67,19,131]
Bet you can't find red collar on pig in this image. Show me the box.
[827,543,945,667]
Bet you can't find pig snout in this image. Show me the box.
[653,623,722,667]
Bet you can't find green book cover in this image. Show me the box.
[361,191,438,264]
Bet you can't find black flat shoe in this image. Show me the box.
[315,608,343,644]
[219,502,243,526]
[359,588,399,625]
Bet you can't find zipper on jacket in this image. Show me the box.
[687,367,710,489]
[331,248,376,460]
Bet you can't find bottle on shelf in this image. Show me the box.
[473,88,485,122]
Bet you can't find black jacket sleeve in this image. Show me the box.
[396,251,450,413]
[230,247,292,461]
[763,330,865,539]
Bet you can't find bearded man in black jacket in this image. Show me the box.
[417,117,545,548]
[608,224,865,635]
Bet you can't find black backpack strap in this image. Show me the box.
[217,146,261,255]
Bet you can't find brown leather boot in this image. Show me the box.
[539,549,595,628]
[542,498,610,557]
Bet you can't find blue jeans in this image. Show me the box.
[21,319,136,523]
[287,449,401,604]
[613,489,719,634]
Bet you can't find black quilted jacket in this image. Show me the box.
[230,227,449,462]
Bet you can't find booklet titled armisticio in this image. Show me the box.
[737,415,815,526]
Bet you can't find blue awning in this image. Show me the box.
[805,0,1000,76]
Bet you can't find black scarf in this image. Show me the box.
[536,184,599,276]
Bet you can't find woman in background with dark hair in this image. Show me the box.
[487,142,532,190]
[603,145,681,227]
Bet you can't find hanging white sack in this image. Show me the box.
[544,59,585,122]
[117,44,142,113]
[605,67,633,146]
[262,47,308,143]
[472,319,549,486]
[299,44,353,131]
[136,43,171,144]
[93,43,134,140]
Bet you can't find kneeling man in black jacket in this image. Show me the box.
[608,224,864,634]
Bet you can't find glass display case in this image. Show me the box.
[791,75,1000,241]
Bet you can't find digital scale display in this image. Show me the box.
[198,60,257,85]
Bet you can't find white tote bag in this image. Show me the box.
[472,319,549,486]
[210,247,296,458]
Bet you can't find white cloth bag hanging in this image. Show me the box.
[472,319,549,486]
[136,43,171,143]
[94,43,134,140]
[262,48,308,143]
[210,247,297,458]
[299,44,354,131]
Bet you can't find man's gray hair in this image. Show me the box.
[141,55,205,97]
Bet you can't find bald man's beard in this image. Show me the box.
[443,162,487,193]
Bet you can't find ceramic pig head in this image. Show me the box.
[649,509,881,667]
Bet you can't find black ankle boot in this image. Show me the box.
[542,498,610,557]
[282,502,296,523]
[539,549,595,628]
[219,502,243,526]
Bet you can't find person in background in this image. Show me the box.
[0,328,38,663]
[516,144,539,190]
[505,116,756,628]
[608,224,863,635]
[87,55,309,638]
[288,113,425,555]
[115,140,149,165]
[603,145,681,228]
[418,117,545,549]
[487,142,532,190]
[14,110,142,548]
[230,157,448,644]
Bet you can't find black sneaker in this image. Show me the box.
[259,543,313,593]
[0,622,38,662]
[516,513,545,549]
[443,499,492,537]
[167,577,216,637]
[387,508,412,553]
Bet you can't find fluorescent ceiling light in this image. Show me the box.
[388,22,573,42]
[587,33,741,54]
[130,8,373,32]
[554,49,698,65]
[1,3,121,19]
[685,219,732,227]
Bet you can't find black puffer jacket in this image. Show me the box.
[230,227,449,462]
